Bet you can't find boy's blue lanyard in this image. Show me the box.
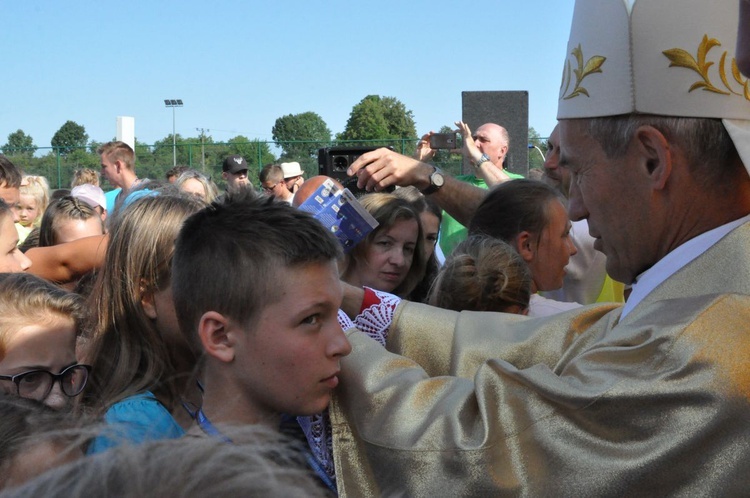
[195,407,337,495]
[195,407,233,444]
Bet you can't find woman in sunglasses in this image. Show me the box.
[0,272,90,412]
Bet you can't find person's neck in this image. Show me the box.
[200,372,280,430]
[121,171,139,191]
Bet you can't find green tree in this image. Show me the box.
[528,127,546,171]
[226,135,276,185]
[337,95,417,155]
[272,112,331,160]
[51,121,89,156]
[2,129,36,156]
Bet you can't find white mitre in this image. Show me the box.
[557,0,750,173]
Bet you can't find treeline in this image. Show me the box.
[2,94,546,190]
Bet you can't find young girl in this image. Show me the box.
[428,235,532,314]
[38,196,104,247]
[393,186,442,303]
[83,192,206,452]
[0,272,90,412]
[17,176,49,229]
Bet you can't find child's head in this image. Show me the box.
[428,235,532,314]
[0,273,89,410]
[70,168,100,188]
[0,395,85,490]
[38,196,104,247]
[17,176,50,228]
[341,192,426,297]
[172,191,351,421]
[0,202,31,272]
[85,192,206,413]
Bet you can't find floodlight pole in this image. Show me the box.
[164,99,183,167]
[196,127,209,172]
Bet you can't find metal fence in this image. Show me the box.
[3,136,545,191]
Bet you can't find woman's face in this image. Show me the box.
[17,194,40,227]
[525,199,577,292]
[179,178,207,201]
[0,316,78,411]
[355,218,419,293]
[419,211,440,261]
[54,217,104,245]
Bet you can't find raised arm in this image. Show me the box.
[27,234,108,283]
[347,148,487,226]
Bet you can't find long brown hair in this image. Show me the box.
[83,193,205,415]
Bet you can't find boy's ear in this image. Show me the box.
[515,231,535,263]
[198,311,236,364]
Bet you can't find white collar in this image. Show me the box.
[621,214,750,319]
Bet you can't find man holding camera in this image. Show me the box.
[416,120,523,256]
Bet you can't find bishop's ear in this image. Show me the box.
[198,311,236,363]
[634,125,672,190]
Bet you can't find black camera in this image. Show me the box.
[429,132,459,149]
[318,146,395,197]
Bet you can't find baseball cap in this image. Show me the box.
[223,155,248,174]
[71,184,107,211]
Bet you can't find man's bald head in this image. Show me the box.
[473,123,510,167]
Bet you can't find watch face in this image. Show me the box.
[433,172,445,187]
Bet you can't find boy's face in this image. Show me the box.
[0,215,31,272]
[232,260,351,419]
[0,183,20,222]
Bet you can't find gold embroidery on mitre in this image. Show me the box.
[560,44,607,100]
[663,34,750,101]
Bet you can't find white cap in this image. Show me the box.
[71,184,107,211]
[557,0,750,172]
[280,162,304,179]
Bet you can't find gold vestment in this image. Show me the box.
[331,223,750,496]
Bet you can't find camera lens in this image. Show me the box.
[332,155,349,172]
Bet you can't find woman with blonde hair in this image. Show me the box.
[83,192,206,451]
[340,192,425,297]
[175,170,219,203]
[428,235,532,314]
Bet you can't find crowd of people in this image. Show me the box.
[0,0,749,494]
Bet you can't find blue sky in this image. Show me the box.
[1,0,575,152]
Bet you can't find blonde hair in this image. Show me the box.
[70,169,100,188]
[174,170,219,203]
[96,142,134,171]
[0,273,87,359]
[342,193,426,298]
[18,176,50,227]
[428,235,532,313]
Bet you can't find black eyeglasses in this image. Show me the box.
[0,364,91,401]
